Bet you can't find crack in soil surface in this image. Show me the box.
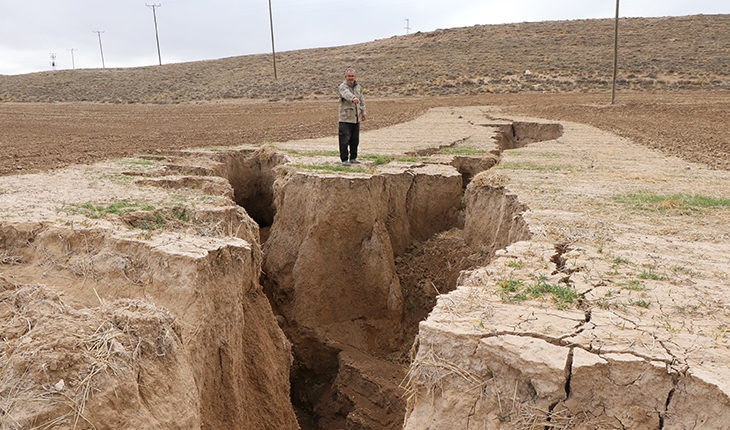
[1,100,729,429]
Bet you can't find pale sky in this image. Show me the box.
[0,0,727,75]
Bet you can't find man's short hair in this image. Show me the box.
[344,68,356,75]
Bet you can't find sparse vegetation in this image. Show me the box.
[507,259,525,269]
[631,299,652,308]
[497,274,578,309]
[611,256,631,268]
[361,154,395,165]
[621,279,647,291]
[612,191,730,215]
[67,200,156,219]
[638,267,668,281]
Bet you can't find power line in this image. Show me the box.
[146,3,163,66]
[93,30,105,69]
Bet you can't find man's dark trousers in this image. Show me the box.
[339,121,360,162]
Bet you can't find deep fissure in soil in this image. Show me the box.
[225,121,561,429]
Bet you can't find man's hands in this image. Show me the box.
[352,97,365,120]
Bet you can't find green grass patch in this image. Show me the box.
[631,299,651,308]
[497,278,527,302]
[637,267,667,281]
[69,200,156,219]
[361,154,395,165]
[621,279,647,291]
[526,276,579,308]
[497,275,578,309]
[611,256,631,268]
[612,191,730,215]
[507,259,525,269]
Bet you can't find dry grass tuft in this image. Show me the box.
[0,283,181,430]
[470,170,509,189]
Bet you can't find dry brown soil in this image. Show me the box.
[1,91,729,178]
[1,13,729,429]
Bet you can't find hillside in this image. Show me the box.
[1,14,728,103]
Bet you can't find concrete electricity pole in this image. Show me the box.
[268,0,277,80]
[93,30,106,68]
[611,0,620,104]
[146,3,162,66]
[67,48,77,69]
[405,19,410,35]
[49,53,57,71]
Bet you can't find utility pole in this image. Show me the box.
[67,48,77,69]
[268,0,277,80]
[93,30,106,68]
[404,18,410,35]
[49,53,57,71]
[146,3,162,66]
[611,0,620,104]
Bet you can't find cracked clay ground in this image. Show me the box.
[1,102,729,428]
[405,107,730,429]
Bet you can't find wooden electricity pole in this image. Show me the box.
[146,3,163,66]
[268,0,277,80]
[93,30,105,68]
[611,0,620,104]
[67,48,77,69]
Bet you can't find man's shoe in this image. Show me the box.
[342,161,350,166]
[350,159,360,164]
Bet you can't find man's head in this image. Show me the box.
[344,68,356,85]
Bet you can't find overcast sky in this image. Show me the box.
[1,0,727,75]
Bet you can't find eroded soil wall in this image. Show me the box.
[0,220,298,430]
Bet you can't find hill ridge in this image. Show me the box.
[1,14,728,103]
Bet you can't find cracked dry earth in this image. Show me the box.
[404,110,730,429]
[1,102,729,429]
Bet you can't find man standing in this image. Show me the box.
[338,68,366,166]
